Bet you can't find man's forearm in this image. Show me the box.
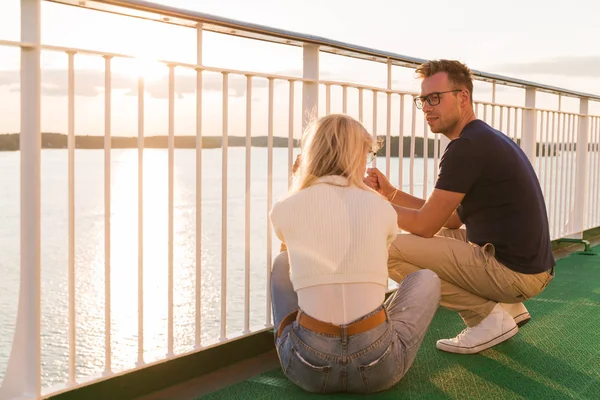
[392,205,432,237]
[387,188,462,230]
[387,188,426,210]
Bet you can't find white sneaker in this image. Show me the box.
[500,302,531,327]
[436,303,518,354]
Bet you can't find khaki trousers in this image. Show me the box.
[388,228,554,327]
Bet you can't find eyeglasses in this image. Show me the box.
[367,151,377,164]
[414,89,462,110]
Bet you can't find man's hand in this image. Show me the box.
[365,167,397,199]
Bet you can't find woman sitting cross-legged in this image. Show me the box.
[269,114,441,394]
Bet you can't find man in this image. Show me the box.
[366,59,555,354]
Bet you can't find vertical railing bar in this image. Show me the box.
[587,116,594,229]
[386,61,392,177]
[372,90,378,169]
[564,114,572,233]
[67,50,76,385]
[591,117,595,227]
[573,109,586,235]
[167,64,175,357]
[423,116,428,198]
[136,75,145,366]
[559,113,567,236]
[325,83,331,115]
[491,82,496,127]
[499,106,504,132]
[542,111,549,206]
[385,97,391,177]
[567,115,575,233]
[514,107,519,142]
[244,74,253,334]
[594,116,599,229]
[546,111,558,238]
[342,85,347,114]
[409,103,416,195]
[540,111,547,185]
[194,25,203,349]
[266,77,275,327]
[578,110,586,233]
[588,117,594,228]
[104,56,112,375]
[564,113,571,234]
[398,94,404,190]
[590,117,598,228]
[506,107,512,140]
[595,118,600,227]
[584,117,596,229]
[358,88,363,123]
[551,112,559,236]
[10,0,43,396]
[103,55,112,375]
[594,117,600,227]
[543,111,551,196]
[557,94,562,229]
[220,72,229,341]
[483,103,488,123]
[288,80,295,185]
[537,111,545,179]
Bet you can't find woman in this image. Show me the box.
[269,114,440,394]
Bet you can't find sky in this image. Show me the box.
[0,0,599,138]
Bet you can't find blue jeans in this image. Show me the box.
[270,252,441,394]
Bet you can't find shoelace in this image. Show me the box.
[455,327,473,341]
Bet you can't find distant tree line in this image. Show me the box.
[1,132,590,155]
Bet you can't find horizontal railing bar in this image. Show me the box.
[5,41,316,82]
[476,102,588,117]
[3,38,600,112]
[44,0,600,101]
[0,39,36,48]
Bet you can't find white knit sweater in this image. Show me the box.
[270,175,398,291]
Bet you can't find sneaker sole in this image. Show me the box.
[513,312,531,328]
[436,325,519,355]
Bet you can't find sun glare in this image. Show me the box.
[120,57,167,82]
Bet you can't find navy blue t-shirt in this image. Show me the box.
[435,119,555,274]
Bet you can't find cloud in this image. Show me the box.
[0,68,294,99]
[489,56,600,78]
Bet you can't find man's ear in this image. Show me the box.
[460,89,470,108]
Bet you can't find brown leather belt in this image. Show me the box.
[276,307,387,338]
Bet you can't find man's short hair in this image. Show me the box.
[416,59,474,102]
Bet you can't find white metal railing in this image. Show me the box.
[1,0,600,398]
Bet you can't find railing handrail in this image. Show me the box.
[47,0,600,102]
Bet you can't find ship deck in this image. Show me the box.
[139,239,600,400]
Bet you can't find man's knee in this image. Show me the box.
[388,233,433,262]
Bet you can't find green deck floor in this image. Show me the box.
[200,245,600,399]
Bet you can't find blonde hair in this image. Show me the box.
[291,114,379,193]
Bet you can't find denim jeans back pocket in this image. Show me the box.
[284,347,331,393]
[358,339,401,393]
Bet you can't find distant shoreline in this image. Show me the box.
[0,133,441,157]
[0,133,580,156]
